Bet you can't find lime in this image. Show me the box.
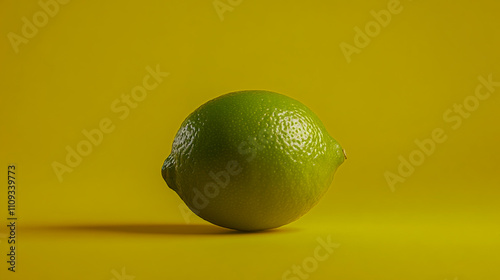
[162,90,345,231]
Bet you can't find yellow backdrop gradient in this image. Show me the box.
[1,0,499,279]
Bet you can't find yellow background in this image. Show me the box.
[1,0,499,279]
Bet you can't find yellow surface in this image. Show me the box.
[1,0,499,279]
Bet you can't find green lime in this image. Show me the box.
[162,90,345,231]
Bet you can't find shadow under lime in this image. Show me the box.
[26,223,299,235]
